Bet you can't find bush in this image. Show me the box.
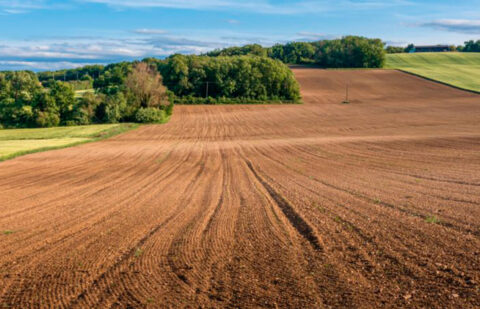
[95,92,127,123]
[165,102,174,116]
[35,110,60,127]
[172,96,299,105]
[135,107,166,123]
[386,46,405,54]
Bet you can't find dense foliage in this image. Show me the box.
[461,40,480,52]
[135,107,167,123]
[268,42,316,64]
[396,41,480,53]
[206,36,386,68]
[0,71,70,128]
[206,44,267,57]
[37,65,104,84]
[311,36,385,68]
[385,46,405,54]
[157,55,300,101]
[0,63,172,128]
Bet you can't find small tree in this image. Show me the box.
[404,44,415,53]
[125,62,169,108]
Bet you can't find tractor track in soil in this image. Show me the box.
[1,68,480,308]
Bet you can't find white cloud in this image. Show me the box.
[0,0,72,14]
[0,0,46,9]
[0,32,248,70]
[134,28,168,35]
[0,28,323,70]
[420,19,480,34]
[79,0,414,15]
[0,0,415,15]
[0,60,100,70]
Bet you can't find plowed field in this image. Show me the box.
[1,69,479,308]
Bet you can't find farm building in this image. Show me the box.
[412,45,450,53]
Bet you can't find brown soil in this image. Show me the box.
[1,69,479,308]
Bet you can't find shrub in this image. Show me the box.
[95,92,127,123]
[35,110,60,127]
[135,107,166,123]
[165,102,174,116]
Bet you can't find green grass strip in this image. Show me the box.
[0,123,139,162]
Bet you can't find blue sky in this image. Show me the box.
[1,0,479,71]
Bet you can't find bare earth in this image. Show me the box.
[1,69,480,308]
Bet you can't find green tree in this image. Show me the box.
[282,42,316,64]
[463,40,480,52]
[95,92,127,123]
[32,92,60,127]
[157,55,300,101]
[314,36,385,68]
[0,71,44,127]
[385,46,405,54]
[404,44,415,53]
[49,81,76,124]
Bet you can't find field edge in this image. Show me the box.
[394,69,480,95]
[0,123,140,162]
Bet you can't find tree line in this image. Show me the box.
[386,40,480,54]
[93,55,300,102]
[0,63,173,128]
[461,40,480,52]
[37,65,104,84]
[1,54,300,128]
[206,36,386,68]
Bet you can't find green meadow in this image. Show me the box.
[0,123,138,161]
[386,52,480,92]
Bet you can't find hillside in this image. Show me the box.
[2,69,480,308]
[386,52,480,92]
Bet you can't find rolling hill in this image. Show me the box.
[386,52,480,92]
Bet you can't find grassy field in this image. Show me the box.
[0,123,138,161]
[386,52,480,92]
[74,89,95,98]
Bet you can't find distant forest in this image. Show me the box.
[386,40,480,54]
[36,35,388,87]
[205,36,386,68]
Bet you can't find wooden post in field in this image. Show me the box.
[342,82,350,104]
[346,83,349,102]
[206,81,209,98]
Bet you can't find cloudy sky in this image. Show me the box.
[1,0,479,71]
